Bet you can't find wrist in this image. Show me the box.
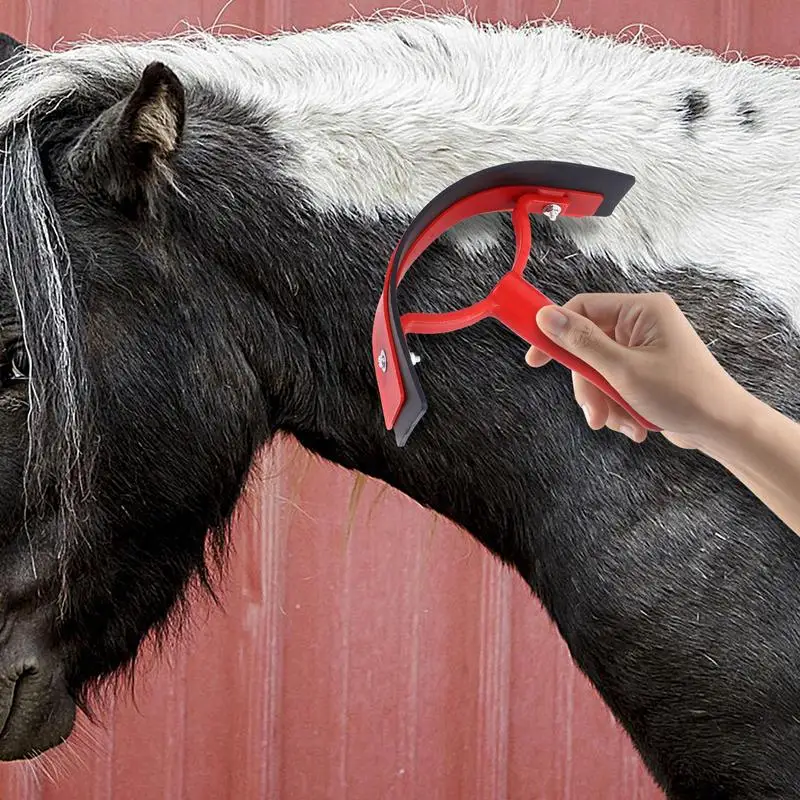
[691,382,762,463]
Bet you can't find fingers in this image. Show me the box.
[562,291,669,326]
[560,293,632,336]
[606,409,648,443]
[536,305,622,375]
[525,346,552,368]
[574,374,647,442]
[526,294,663,443]
[572,373,608,429]
[527,347,648,442]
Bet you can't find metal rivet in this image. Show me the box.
[378,350,387,373]
[410,352,421,366]
[542,203,562,221]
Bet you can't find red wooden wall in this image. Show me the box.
[0,2,791,798]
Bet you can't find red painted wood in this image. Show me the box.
[0,1,790,797]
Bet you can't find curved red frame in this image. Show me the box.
[372,160,659,446]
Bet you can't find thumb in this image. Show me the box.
[536,305,623,373]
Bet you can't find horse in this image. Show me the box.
[0,14,798,798]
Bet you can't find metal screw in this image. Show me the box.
[377,350,387,373]
[410,352,421,366]
[542,203,562,221]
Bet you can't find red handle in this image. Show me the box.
[489,273,660,432]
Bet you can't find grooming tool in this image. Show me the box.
[372,160,659,446]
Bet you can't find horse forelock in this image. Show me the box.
[0,119,94,598]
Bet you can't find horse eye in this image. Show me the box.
[7,345,28,383]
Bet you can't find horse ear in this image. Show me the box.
[120,62,185,171]
[0,34,27,72]
[67,62,186,214]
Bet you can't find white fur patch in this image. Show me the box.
[2,15,800,316]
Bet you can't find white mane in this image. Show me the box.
[2,13,800,313]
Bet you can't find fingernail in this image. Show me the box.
[619,424,638,441]
[538,307,568,336]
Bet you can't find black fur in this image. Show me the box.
[737,100,758,127]
[0,34,24,71]
[0,50,799,799]
[681,89,710,129]
[396,31,420,50]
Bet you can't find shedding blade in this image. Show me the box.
[372,160,648,447]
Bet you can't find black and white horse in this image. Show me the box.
[0,15,798,798]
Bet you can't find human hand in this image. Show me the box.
[526,292,751,448]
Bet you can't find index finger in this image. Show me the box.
[561,293,638,338]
